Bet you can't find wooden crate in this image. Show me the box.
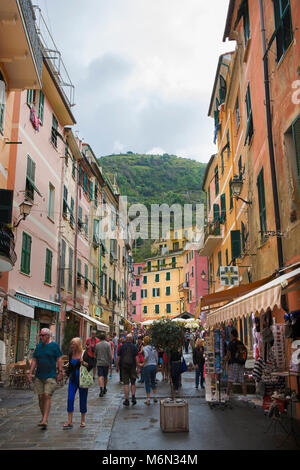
[160,399,189,433]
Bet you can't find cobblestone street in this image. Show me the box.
[0,354,299,450]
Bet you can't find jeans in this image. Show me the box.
[140,365,144,382]
[195,368,204,388]
[171,362,181,391]
[144,365,157,394]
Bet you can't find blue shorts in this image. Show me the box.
[97,366,109,378]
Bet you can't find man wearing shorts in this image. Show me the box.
[28,328,63,430]
[225,328,247,401]
[117,334,139,407]
[95,332,112,397]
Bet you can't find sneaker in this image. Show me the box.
[131,396,137,406]
[103,387,107,394]
[99,391,104,397]
[123,399,130,407]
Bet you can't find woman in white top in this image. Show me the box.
[142,336,158,405]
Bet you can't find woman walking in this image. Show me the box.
[63,337,93,429]
[193,339,205,390]
[143,336,158,405]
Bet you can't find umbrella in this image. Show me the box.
[141,319,155,326]
[171,318,186,323]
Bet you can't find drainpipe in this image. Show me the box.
[259,0,284,270]
[73,161,79,310]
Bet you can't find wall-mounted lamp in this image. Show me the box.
[13,200,33,228]
[230,175,252,205]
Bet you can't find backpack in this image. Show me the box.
[122,344,134,367]
[234,340,248,365]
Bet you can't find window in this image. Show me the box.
[166,286,171,296]
[220,194,226,223]
[213,203,220,222]
[136,278,140,287]
[227,130,230,158]
[166,304,171,314]
[93,219,100,245]
[27,89,36,107]
[72,158,76,179]
[273,0,293,63]
[133,306,136,315]
[221,149,224,175]
[85,215,88,238]
[143,306,147,314]
[153,288,160,297]
[78,206,83,230]
[48,183,55,220]
[83,172,88,194]
[141,289,147,298]
[234,0,250,45]
[208,186,211,212]
[229,178,233,209]
[38,91,45,125]
[192,266,194,278]
[241,221,247,252]
[0,73,6,133]
[214,165,219,196]
[132,292,136,301]
[20,232,32,275]
[60,239,66,288]
[45,248,53,284]
[226,248,229,266]
[238,156,243,179]
[68,247,73,291]
[90,181,93,201]
[84,264,89,291]
[77,259,81,285]
[231,230,241,260]
[147,261,151,272]
[138,267,142,275]
[245,84,253,145]
[51,114,58,147]
[92,266,97,294]
[143,275,147,284]
[25,155,41,201]
[172,257,176,268]
[219,75,226,104]
[291,115,300,197]
[166,272,170,281]
[236,95,240,129]
[155,304,160,314]
[257,168,267,240]
[217,251,222,277]
[155,273,159,282]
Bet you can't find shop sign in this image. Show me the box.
[220,266,239,286]
[29,320,38,349]
[94,306,102,318]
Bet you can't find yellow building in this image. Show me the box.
[152,226,195,255]
[141,251,185,320]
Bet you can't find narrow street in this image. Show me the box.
[0,352,299,451]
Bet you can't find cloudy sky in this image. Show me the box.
[34,0,234,163]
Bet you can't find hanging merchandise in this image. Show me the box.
[272,324,286,371]
[204,329,229,408]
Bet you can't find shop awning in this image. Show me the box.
[72,309,109,332]
[7,295,35,319]
[15,292,60,313]
[206,267,300,327]
[195,273,276,319]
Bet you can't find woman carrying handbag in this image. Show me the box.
[63,337,94,429]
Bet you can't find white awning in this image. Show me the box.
[206,267,300,327]
[7,295,35,319]
[72,310,109,332]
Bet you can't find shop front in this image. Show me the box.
[204,267,300,419]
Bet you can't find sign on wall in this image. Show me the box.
[220,266,239,286]
[29,320,38,349]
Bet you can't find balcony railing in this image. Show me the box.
[0,224,17,272]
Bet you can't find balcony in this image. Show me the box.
[199,219,222,257]
[0,0,42,90]
[179,282,189,291]
[0,224,17,272]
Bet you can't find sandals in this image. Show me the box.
[80,423,86,428]
[63,423,73,429]
[144,399,150,405]
[40,423,47,430]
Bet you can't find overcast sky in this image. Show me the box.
[34,0,234,163]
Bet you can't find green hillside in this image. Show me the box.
[98,152,207,261]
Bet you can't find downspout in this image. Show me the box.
[73,161,79,310]
[56,142,65,345]
[259,0,284,270]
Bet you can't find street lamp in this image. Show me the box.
[13,200,33,228]
[230,175,252,205]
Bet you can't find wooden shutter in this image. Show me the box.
[39,91,44,124]
[292,115,300,195]
[21,232,31,274]
[166,286,170,296]
[231,230,241,260]
[220,194,226,223]
[257,168,267,236]
[45,248,52,284]
[213,203,220,222]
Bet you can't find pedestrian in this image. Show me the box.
[63,337,94,429]
[95,332,112,397]
[116,334,139,407]
[137,335,144,383]
[189,333,195,351]
[106,334,114,378]
[143,336,158,405]
[85,330,100,380]
[162,350,169,382]
[28,328,63,430]
[117,337,126,384]
[170,347,182,392]
[224,328,248,401]
[193,339,205,390]
[112,332,118,367]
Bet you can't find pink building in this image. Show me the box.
[183,251,208,318]
[131,263,144,323]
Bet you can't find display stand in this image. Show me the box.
[204,330,232,410]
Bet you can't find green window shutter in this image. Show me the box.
[85,215,88,237]
[72,158,76,179]
[229,178,233,209]
[27,89,35,106]
[166,286,171,296]
[21,232,32,275]
[273,0,293,63]
[132,292,136,301]
[143,276,147,284]
[172,257,176,267]
[231,230,241,260]
[214,165,219,195]
[78,206,82,224]
[208,186,211,212]
[85,264,89,290]
[166,304,171,314]
[219,75,227,104]
[238,155,243,179]
[26,156,36,201]
[83,172,88,193]
[63,185,68,216]
[245,84,254,145]
[166,272,170,281]
[226,248,229,266]
[141,290,143,299]
[292,115,300,197]
[220,194,226,223]
[147,261,151,272]
[51,114,58,147]
[143,306,147,314]
[38,91,44,125]
[45,248,52,284]
[78,165,82,185]
[155,273,159,282]
[155,305,160,314]
[70,197,74,227]
[77,258,81,276]
[90,181,93,201]
[152,288,155,297]
[217,251,222,277]
[213,203,220,222]
[257,168,267,237]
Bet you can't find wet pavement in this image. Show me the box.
[0,352,299,450]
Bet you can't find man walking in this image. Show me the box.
[112,332,118,367]
[28,328,63,430]
[225,328,248,401]
[117,334,139,407]
[95,332,112,397]
[85,330,100,380]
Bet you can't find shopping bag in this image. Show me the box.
[79,364,94,388]
[181,357,188,373]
